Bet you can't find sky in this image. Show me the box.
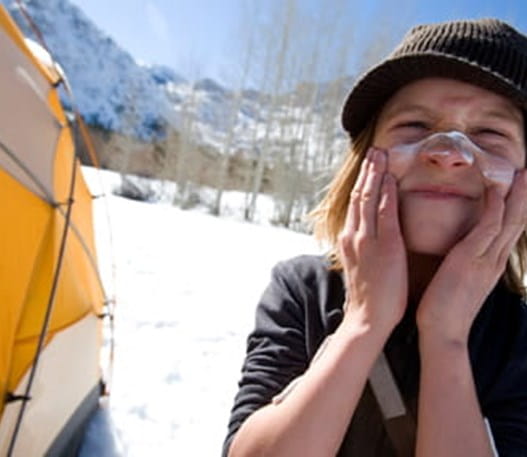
[70,0,527,88]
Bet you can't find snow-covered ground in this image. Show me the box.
[80,167,322,456]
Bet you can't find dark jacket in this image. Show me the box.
[223,255,527,456]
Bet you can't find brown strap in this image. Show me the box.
[369,352,416,457]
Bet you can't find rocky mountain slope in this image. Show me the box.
[3,0,351,204]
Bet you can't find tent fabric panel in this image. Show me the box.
[6,334,52,396]
[45,383,100,457]
[15,205,105,340]
[73,165,99,258]
[0,314,101,456]
[5,83,104,404]
[54,128,99,258]
[47,84,67,127]
[0,168,51,412]
[11,210,56,342]
[9,206,105,390]
[51,211,105,324]
[0,23,61,202]
[6,214,55,394]
[0,6,58,85]
[52,125,75,206]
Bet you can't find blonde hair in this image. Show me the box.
[310,119,527,298]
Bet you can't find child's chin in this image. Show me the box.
[406,242,450,257]
[400,210,477,257]
[404,233,461,257]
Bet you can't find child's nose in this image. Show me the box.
[420,136,474,169]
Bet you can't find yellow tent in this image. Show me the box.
[0,5,107,456]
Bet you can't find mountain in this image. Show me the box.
[2,0,352,182]
[2,0,178,140]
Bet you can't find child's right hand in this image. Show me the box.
[338,147,408,338]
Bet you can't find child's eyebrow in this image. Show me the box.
[477,107,523,126]
[380,103,433,123]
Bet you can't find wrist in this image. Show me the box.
[418,331,469,357]
[418,334,472,385]
[341,304,397,340]
[335,310,390,353]
[416,308,471,349]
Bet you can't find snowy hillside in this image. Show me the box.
[80,167,322,456]
[2,0,176,140]
[3,0,351,159]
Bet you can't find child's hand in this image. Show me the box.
[417,170,527,345]
[339,147,408,337]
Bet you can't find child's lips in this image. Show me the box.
[406,185,477,199]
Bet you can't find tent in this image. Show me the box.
[0,5,107,456]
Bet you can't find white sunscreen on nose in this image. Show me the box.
[386,131,515,195]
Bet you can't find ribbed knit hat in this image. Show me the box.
[341,18,527,139]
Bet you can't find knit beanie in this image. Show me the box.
[341,18,527,140]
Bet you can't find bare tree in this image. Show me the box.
[211,1,259,216]
[191,0,414,224]
[173,80,200,207]
[245,0,299,221]
[269,0,349,228]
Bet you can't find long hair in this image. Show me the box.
[310,118,527,298]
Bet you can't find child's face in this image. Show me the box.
[373,77,526,255]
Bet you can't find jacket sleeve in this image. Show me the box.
[484,301,527,457]
[221,261,310,457]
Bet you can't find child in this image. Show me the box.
[224,18,527,457]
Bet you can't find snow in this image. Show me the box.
[79,167,322,456]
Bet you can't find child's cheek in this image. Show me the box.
[476,155,515,196]
[385,145,418,180]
